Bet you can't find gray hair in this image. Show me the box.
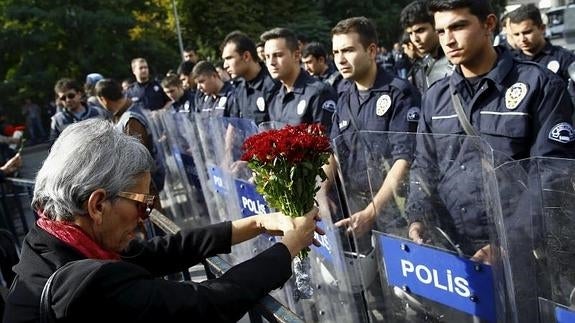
[33,119,155,220]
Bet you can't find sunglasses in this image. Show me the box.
[116,191,155,220]
[58,92,77,101]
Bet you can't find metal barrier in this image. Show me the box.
[0,177,35,245]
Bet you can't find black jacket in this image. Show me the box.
[3,222,292,323]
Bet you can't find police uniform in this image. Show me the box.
[197,81,235,118]
[406,47,575,253]
[331,66,421,199]
[513,41,575,85]
[171,89,198,116]
[126,80,170,111]
[229,65,280,124]
[49,105,108,142]
[317,64,347,94]
[269,69,336,130]
[411,49,453,94]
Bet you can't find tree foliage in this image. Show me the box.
[0,0,507,121]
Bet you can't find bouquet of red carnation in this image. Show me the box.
[241,123,331,299]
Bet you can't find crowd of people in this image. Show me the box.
[2,0,575,321]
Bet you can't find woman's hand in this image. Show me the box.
[280,208,325,258]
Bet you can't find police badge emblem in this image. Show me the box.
[153,85,160,92]
[297,100,307,115]
[547,60,560,74]
[256,97,265,112]
[376,94,392,116]
[548,122,575,143]
[218,96,227,107]
[505,83,528,110]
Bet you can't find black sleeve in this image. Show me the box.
[121,221,233,276]
[56,243,292,323]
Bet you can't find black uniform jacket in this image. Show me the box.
[3,222,292,323]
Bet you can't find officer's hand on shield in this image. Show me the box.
[470,244,492,265]
[408,221,426,244]
[258,207,325,247]
[334,206,375,236]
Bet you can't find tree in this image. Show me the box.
[0,0,178,119]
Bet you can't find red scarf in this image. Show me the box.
[36,211,120,260]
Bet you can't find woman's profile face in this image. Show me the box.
[98,172,151,253]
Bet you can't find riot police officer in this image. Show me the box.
[406,0,575,259]
[400,0,453,94]
[220,31,280,125]
[261,27,336,130]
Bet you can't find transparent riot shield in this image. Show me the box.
[495,157,575,323]
[144,110,212,229]
[333,131,505,322]
[194,116,366,322]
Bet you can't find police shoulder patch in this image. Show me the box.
[376,94,392,116]
[218,96,227,107]
[297,100,307,115]
[547,60,560,74]
[153,85,160,92]
[322,99,336,112]
[548,122,575,144]
[407,107,421,122]
[256,97,265,112]
[505,83,528,110]
[338,120,349,130]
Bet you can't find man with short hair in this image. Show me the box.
[407,0,575,262]
[221,31,280,124]
[125,58,170,111]
[400,0,453,93]
[256,42,266,62]
[261,27,336,129]
[50,78,107,142]
[192,60,235,118]
[330,16,421,236]
[161,74,197,115]
[95,78,164,194]
[508,4,575,84]
[301,42,346,93]
[183,46,199,63]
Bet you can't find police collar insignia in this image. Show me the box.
[218,96,227,107]
[547,60,560,74]
[376,94,392,116]
[153,85,160,92]
[407,107,420,122]
[322,100,336,112]
[548,122,575,144]
[256,97,265,112]
[505,83,528,110]
[338,120,349,130]
[297,100,307,115]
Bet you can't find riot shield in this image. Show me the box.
[495,157,575,323]
[144,109,212,229]
[194,116,366,322]
[333,131,505,322]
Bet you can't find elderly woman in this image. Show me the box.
[3,119,321,323]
